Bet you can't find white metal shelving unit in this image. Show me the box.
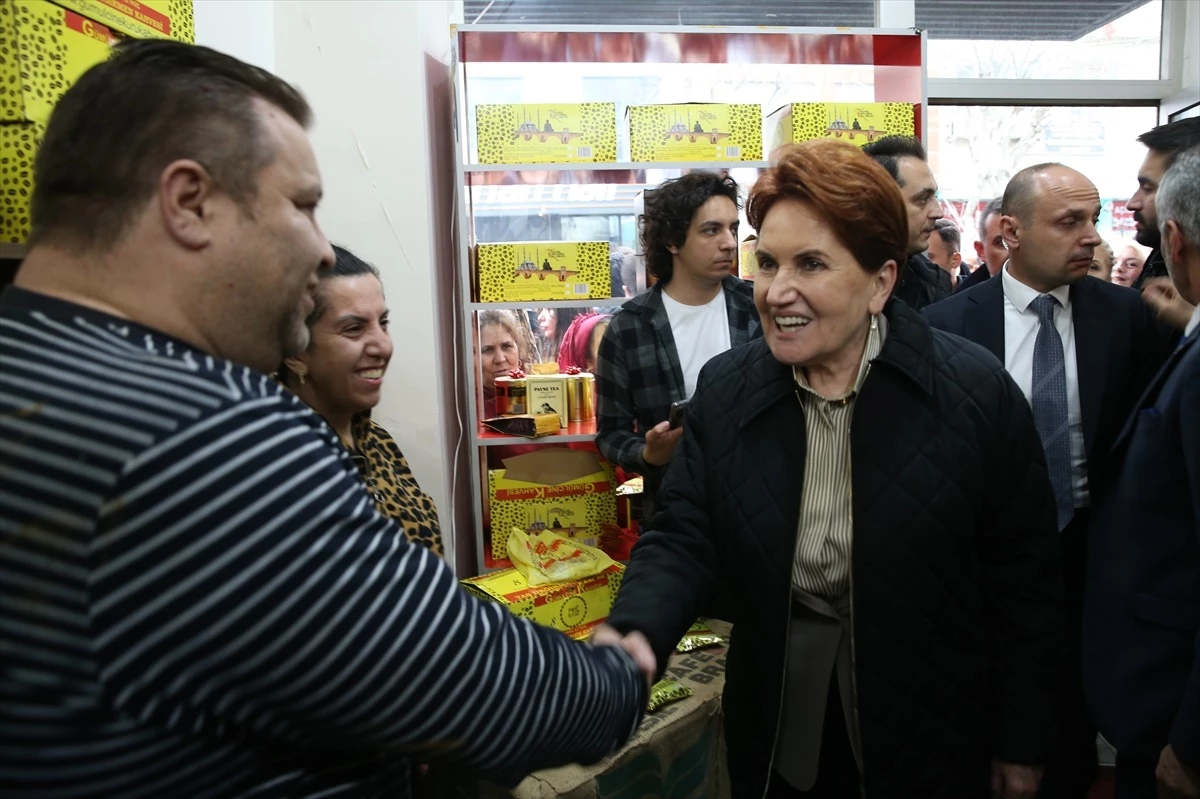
[450,23,926,574]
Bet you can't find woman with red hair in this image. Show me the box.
[556,311,611,373]
[598,140,1065,799]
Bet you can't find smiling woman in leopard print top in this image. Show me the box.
[279,245,444,558]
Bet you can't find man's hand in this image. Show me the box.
[591,623,656,690]
[1157,744,1200,798]
[990,760,1043,799]
[1143,277,1196,331]
[641,421,683,468]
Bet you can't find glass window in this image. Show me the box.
[922,0,1162,80]
[928,105,1159,255]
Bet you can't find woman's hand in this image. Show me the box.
[641,421,684,467]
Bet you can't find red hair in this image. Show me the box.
[748,140,908,272]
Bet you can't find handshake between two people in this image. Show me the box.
[591,624,658,690]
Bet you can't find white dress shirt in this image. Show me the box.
[1187,303,1200,338]
[1001,266,1089,508]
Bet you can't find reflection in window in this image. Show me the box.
[928,105,1158,258]
[922,0,1161,80]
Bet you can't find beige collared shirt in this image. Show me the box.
[791,315,886,600]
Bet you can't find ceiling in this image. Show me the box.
[463,0,1154,41]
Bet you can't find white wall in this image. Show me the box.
[1162,0,1200,119]
[193,0,276,70]
[195,0,471,573]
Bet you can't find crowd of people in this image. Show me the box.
[2,38,1198,799]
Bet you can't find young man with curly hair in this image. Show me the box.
[595,172,760,520]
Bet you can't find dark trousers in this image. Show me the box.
[767,674,860,799]
[1114,756,1157,799]
[1038,510,1099,799]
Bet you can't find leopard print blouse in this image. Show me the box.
[349,414,444,558]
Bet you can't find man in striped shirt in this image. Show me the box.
[0,40,648,798]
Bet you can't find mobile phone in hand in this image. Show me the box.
[668,399,689,429]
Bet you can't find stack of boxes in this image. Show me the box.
[1,0,194,245]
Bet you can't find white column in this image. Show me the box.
[876,0,916,29]
[273,0,470,573]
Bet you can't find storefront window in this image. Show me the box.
[928,104,1159,256]
[921,0,1162,80]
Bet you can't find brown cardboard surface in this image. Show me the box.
[501,448,601,485]
[445,620,732,799]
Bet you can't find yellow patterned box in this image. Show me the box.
[476,240,610,302]
[0,120,41,243]
[1,0,121,125]
[461,564,624,633]
[767,103,916,150]
[628,103,762,162]
[487,449,617,560]
[475,103,617,164]
[51,0,193,42]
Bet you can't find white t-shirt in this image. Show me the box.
[661,288,732,399]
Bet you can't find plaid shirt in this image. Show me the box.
[595,276,760,482]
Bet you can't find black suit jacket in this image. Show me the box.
[922,274,1175,478]
[1083,327,1200,767]
[956,263,994,293]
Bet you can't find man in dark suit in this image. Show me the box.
[924,163,1177,799]
[959,197,1006,293]
[1084,145,1200,799]
[861,135,951,310]
[1128,118,1200,291]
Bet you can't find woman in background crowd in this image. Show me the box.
[478,308,535,418]
[1090,240,1114,281]
[1112,242,1147,287]
[280,245,444,558]
[535,307,584,364]
[599,139,1063,799]
[557,311,612,373]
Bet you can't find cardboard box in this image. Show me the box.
[450,619,733,799]
[767,102,916,151]
[526,374,567,428]
[738,236,758,280]
[1,120,42,244]
[475,102,617,164]
[488,449,617,559]
[476,241,610,302]
[628,103,762,162]
[1,0,121,125]
[460,563,624,633]
[52,0,193,42]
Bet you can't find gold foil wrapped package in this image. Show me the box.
[647,679,692,713]
[676,621,727,653]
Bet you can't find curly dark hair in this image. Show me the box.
[640,172,740,285]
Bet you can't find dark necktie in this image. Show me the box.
[1031,294,1073,530]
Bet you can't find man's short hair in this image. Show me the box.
[932,218,960,253]
[30,39,312,252]
[1156,144,1200,250]
[1001,162,1065,227]
[640,172,739,284]
[1137,118,1200,168]
[861,135,927,186]
[977,197,1003,242]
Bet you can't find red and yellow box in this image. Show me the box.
[1,0,121,125]
[488,449,617,560]
[461,564,624,633]
[52,0,193,42]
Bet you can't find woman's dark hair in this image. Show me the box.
[640,172,739,285]
[277,244,381,384]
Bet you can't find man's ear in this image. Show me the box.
[1000,214,1020,252]
[1164,220,1186,270]
[951,252,962,270]
[159,159,218,251]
